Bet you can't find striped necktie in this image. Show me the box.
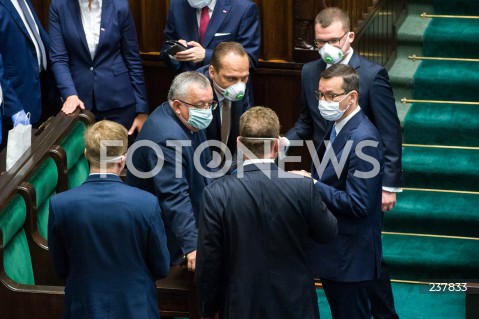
[17,0,47,70]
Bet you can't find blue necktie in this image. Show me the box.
[17,0,47,70]
[329,125,337,144]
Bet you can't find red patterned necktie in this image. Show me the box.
[199,6,210,42]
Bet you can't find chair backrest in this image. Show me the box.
[0,194,34,285]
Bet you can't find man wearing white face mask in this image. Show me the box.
[196,42,251,166]
[127,71,215,272]
[285,9,402,319]
[298,64,384,319]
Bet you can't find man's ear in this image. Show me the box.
[209,65,216,80]
[171,100,182,115]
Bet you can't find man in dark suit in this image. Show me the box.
[127,71,214,271]
[196,41,251,166]
[284,8,401,318]
[301,64,383,319]
[49,0,149,136]
[195,106,338,319]
[161,0,260,73]
[48,120,170,319]
[0,0,59,149]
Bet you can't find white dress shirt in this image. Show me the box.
[79,0,102,59]
[10,0,43,69]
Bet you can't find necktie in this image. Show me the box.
[329,125,337,144]
[199,6,210,43]
[221,99,231,146]
[17,0,47,70]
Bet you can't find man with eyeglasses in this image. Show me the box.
[127,71,215,272]
[196,41,251,168]
[294,64,384,319]
[284,7,401,319]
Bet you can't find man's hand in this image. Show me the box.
[289,170,312,178]
[128,113,148,135]
[382,190,397,212]
[186,250,196,272]
[174,41,206,63]
[62,95,85,114]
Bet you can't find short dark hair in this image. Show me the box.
[210,42,248,71]
[239,106,280,158]
[315,7,350,31]
[320,64,359,93]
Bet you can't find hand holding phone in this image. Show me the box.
[164,40,188,56]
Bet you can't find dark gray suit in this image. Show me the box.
[195,163,337,319]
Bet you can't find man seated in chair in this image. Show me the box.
[48,120,170,319]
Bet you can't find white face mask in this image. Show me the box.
[318,32,350,64]
[317,92,351,121]
[214,81,246,101]
[187,0,212,9]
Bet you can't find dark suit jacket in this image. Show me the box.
[48,174,170,319]
[310,110,383,282]
[161,0,260,72]
[49,0,148,120]
[196,163,338,319]
[196,65,251,155]
[0,0,56,124]
[286,53,402,187]
[126,102,212,265]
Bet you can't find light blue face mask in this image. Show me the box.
[187,0,212,9]
[186,107,213,130]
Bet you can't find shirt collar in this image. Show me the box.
[243,158,275,166]
[334,105,361,134]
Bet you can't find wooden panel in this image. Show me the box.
[253,0,293,61]
[129,0,168,52]
[31,0,51,29]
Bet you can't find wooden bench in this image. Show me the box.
[0,110,200,318]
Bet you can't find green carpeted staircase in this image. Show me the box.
[315,1,479,318]
[384,0,479,318]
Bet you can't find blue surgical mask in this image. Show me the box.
[187,0,212,9]
[185,107,213,130]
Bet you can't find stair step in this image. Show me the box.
[383,233,479,281]
[402,146,479,192]
[413,60,479,102]
[404,103,479,147]
[384,190,479,237]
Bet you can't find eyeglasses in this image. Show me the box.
[177,99,218,111]
[314,31,349,47]
[315,90,349,102]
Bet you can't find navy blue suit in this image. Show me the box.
[310,110,383,319]
[196,163,337,319]
[49,0,148,128]
[196,65,251,155]
[161,0,260,73]
[286,53,402,188]
[126,102,212,265]
[0,0,58,125]
[49,174,170,319]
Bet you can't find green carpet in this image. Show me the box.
[423,19,479,58]
[412,60,479,102]
[402,147,479,191]
[383,233,479,281]
[384,190,479,237]
[317,283,465,319]
[433,0,479,15]
[404,103,479,146]
[385,1,479,316]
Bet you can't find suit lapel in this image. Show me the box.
[201,0,231,47]
[184,2,199,41]
[331,111,363,155]
[1,0,33,42]
[69,0,90,59]
[95,0,113,58]
[348,52,361,71]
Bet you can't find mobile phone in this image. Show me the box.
[164,40,188,55]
